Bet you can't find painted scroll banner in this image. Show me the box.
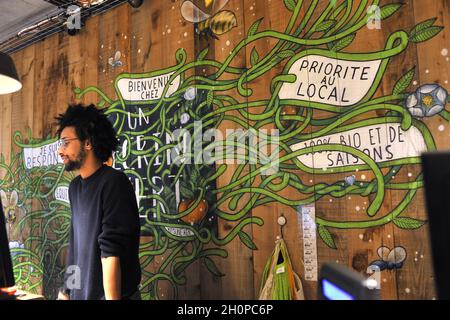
[279,55,381,106]
[23,140,63,169]
[291,123,428,169]
[54,186,70,204]
[116,72,181,102]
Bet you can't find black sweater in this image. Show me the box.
[64,165,141,300]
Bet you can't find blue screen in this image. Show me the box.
[322,279,355,300]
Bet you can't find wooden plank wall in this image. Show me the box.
[0,0,449,300]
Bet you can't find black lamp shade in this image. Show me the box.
[0,51,22,95]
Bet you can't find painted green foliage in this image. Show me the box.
[1,134,74,297]
[1,0,449,299]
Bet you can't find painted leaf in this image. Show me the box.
[248,18,263,37]
[276,50,295,59]
[326,42,334,51]
[238,231,258,250]
[250,47,260,66]
[191,166,199,184]
[393,217,427,230]
[410,26,443,43]
[283,0,297,12]
[318,225,337,249]
[411,18,437,36]
[207,90,214,107]
[180,184,195,199]
[203,256,225,277]
[315,20,336,32]
[392,67,415,95]
[380,3,403,20]
[330,33,356,52]
[197,47,209,61]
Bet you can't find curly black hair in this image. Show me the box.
[56,104,119,162]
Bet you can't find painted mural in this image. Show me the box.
[0,136,74,297]
[1,0,449,299]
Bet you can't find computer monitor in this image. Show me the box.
[0,197,15,288]
[422,151,450,300]
[318,263,379,300]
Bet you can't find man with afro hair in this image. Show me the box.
[56,104,141,300]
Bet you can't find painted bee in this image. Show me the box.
[108,51,123,68]
[369,246,407,271]
[1,190,18,224]
[181,0,237,40]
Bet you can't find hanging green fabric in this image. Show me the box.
[258,238,305,300]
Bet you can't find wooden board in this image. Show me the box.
[0,0,448,300]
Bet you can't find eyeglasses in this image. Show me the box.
[59,138,79,149]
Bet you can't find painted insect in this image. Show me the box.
[1,190,18,224]
[181,0,237,39]
[369,246,407,271]
[108,51,123,68]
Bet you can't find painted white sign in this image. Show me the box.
[300,204,318,281]
[291,123,427,169]
[54,186,70,204]
[117,72,181,101]
[164,226,194,237]
[23,140,63,169]
[279,55,381,106]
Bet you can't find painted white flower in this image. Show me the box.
[405,84,448,118]
[184,87,197,101]
[1,190,18,224]
[9,240,24,257]
[180,112,190,125]
[345,175,356,186]
[9,241,24,249]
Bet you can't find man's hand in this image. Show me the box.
[101,256,121,300]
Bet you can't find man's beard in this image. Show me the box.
[64,145,87,172]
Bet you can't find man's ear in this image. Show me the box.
[85,139,93,150]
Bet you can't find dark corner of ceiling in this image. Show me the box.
[0,0,142,55]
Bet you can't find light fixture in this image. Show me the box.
[76,0,107,7]
[0,52,22,95]
[128,0,144,8]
